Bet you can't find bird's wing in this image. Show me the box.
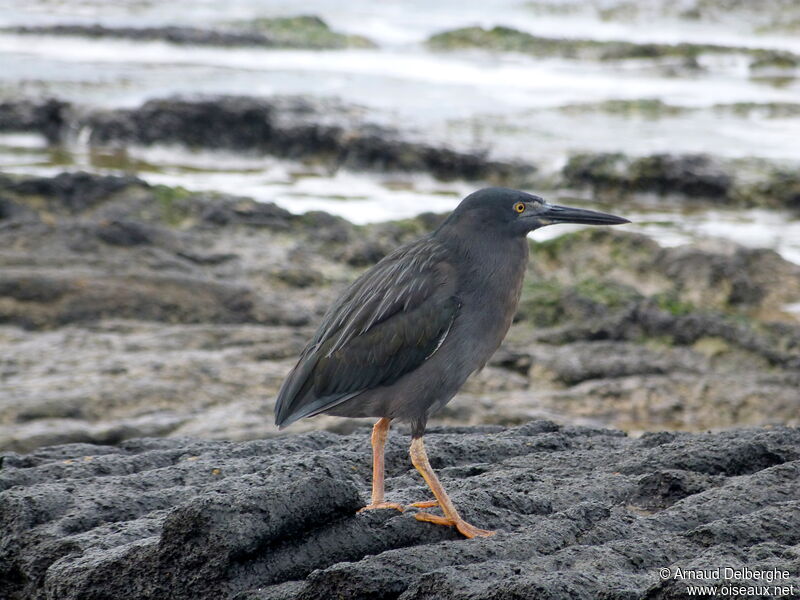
[274,236,460,427]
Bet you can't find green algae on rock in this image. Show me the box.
[558,98,691,119]
[558,99,800,120]
[426,25,800,75]
[526,0,800,36]
[6,16,376,50]
[243,15,375,49]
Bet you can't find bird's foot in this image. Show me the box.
[358,501,405,513]
[406,499,439,509]
[414,511,496,538]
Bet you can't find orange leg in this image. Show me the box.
[409,437,495,538]
[358,418,404,512]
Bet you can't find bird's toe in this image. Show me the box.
[414,512,496,538]
[414,511,451,526]
[357,501,405,513]
[455,521,496,539]
[406,499,439,509]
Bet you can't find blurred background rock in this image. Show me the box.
[1,0,798,452]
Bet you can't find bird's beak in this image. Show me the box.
[537,202,630,226]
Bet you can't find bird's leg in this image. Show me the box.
[358,418,404,512]
[409,437,495,538]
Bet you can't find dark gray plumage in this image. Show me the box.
[274,187,629,537]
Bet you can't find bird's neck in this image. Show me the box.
[434,226,529,369]
[435,226,529,288]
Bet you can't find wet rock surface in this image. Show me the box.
[561,152,733,201]
[0,96,532,185]
[1,421,798,599]
[561,152,800,209]
[527,0,800,35]
[5,16,375,49]
[3,94,800,209]
[1,171,799,452]
[86,96,530,182]
[0,98,71,144]
[5,94,800,213]
[7,24,287,47]
[426,25,800,74]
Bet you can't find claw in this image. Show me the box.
[414,512,496,538]
[358,502,405,513]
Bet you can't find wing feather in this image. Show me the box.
[274,236,459,427]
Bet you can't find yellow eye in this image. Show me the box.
[513,202,526,214]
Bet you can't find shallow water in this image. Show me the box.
[1,0,799,263]
[1,33,798,162]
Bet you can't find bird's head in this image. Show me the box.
[440,187,629,238]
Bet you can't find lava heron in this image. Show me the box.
[275,187,629,537]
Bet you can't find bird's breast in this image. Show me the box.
[447,238,528,371]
